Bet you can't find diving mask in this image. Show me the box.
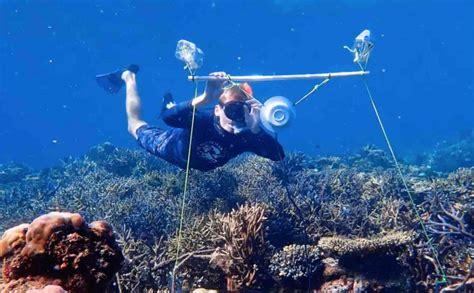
[220,101,250,134]
[221,101,250,124]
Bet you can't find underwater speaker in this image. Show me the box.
[259,96,296,135]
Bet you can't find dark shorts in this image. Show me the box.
[136,124,167,155]
[135,124,187,168]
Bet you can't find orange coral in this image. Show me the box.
[0,223,29,258]
[22,212,85,256]
[26,285,67,293]
[0,212,123,293]
[89,220,113,238]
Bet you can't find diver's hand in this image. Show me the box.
[246,98,263,134]
[192,72,228,107]
[205,71,227,100]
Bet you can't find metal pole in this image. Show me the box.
[188,70,369,82]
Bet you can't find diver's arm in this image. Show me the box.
[161,91,216,128]
[161,100,197,128]
[252,132,285,161]
[163,71,227,127]
[192,71,227,106]
[191,93,211,107]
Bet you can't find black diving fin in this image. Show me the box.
[96,64,139,94]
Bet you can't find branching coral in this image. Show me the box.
[165,215,225,290]
[440,260,474,292]
[347,145,394,171]
[115,226,170,291]
[368,196,415,233]
[427,203,473,239]
[1,142,473,292]
[0,163,30,184]
[186,168,241,214]
[0,212,123,293]
[209,203,268,290]
[413,168,474,287]
[292,167,408,239]
[86,142,175,177]
[51,171,179,241]
[229,156,287,207]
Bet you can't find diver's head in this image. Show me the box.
[214,83,253,134]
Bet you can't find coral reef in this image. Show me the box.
[425,133,474,173]
[318,231,415,256]
[347,144,395,171]
[209,203,268,290]
[269,244,322,287]
[315,232,416,291]
[0,212,123,292]
[26,285,67,293]
[1,142,473,292]
[0,163,30,184]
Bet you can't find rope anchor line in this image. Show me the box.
[355,61,447,284]
[172,78,199,292]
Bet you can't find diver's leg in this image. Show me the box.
[122,71,147,139]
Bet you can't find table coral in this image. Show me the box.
[318,231,415,256]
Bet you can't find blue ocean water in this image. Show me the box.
[1,0,473,168]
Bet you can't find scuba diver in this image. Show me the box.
[96,65,285,171]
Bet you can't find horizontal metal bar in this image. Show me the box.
[188,70,369,82]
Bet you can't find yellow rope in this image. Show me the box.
[356,63,447,283]
[172,80,199,288]
[293,77,330,106]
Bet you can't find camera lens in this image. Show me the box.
[224,102,248,122]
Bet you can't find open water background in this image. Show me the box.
[1,0,473,168]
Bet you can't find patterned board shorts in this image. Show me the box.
[135,124,186,168]
[136,124,169,156]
